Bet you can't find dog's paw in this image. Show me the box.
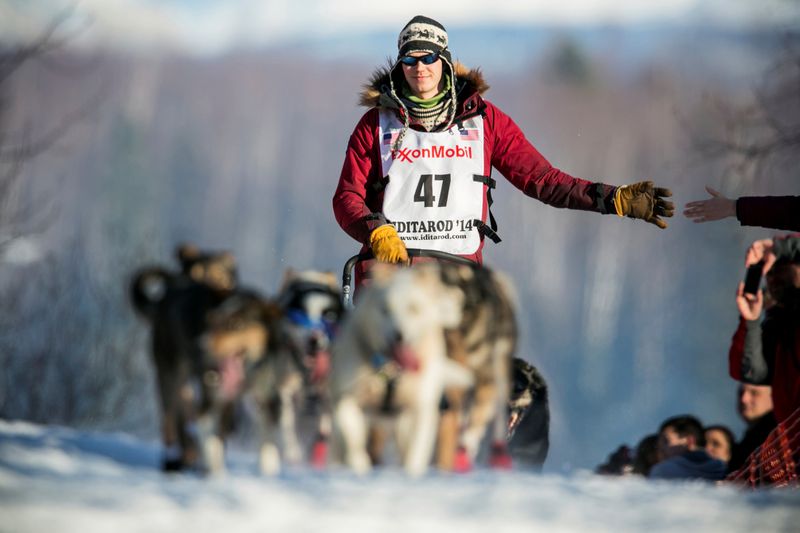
[161,458,185,472]
[453,446,472,473]
[259,444,282,476]
[347,450,372,475]
[202,435,226,476]
[311,438,328,469]
[488,441,513,470]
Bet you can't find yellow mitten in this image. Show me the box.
[369,224,409,264]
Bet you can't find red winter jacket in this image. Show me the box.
[729,234,800,423]
[332,63,617,283]
[729,313,800,424]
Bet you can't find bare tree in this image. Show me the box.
[689,38,800,189]
[0,8,94,260]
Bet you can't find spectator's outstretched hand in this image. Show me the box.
[684,186,736,223]
[746,238,777,274]
[736,282,763,321]
[614,180,674,229]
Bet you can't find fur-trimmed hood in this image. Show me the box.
[359,61,490,111]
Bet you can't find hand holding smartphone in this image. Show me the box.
[744,260,765,296]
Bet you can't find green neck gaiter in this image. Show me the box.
[402,73,452,108]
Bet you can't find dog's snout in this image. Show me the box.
[307,329,329,353]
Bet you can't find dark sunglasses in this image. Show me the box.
[399,52,441,66]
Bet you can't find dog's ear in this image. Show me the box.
[319,271,338,289]
[259,300,283,323]
[219,252,236,270]
[280,268,297,291]
[176,243,200,264]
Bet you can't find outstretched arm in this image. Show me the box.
[486,101,673,228]
[684,186,736,223]
[685,187,800,231]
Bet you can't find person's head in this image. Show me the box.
[657,415,705,460]
[765,259,800,308]
[737,383,773,424]
[395,15,452,100]
[632,434,660,476]
[704,425,735,464]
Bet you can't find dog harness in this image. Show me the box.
[378,111,497,255]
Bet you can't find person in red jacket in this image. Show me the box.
[332,15,673,284]
[729,234,800,423]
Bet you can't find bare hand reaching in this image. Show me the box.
[684,186,736,223]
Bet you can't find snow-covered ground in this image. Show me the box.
[1,419,798,533]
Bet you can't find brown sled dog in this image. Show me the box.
[202,270,343,475]
[434,262,518,471]
[130,244,238,472]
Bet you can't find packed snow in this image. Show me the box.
[1,420,798,533]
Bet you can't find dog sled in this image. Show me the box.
[341,248,476,310]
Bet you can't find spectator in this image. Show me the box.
[684,186,800,231]
[648,415,727,481]
[595,445,634,476]
[728,383,776,472]
[704,425,735,464]
[632,434,659,477]
[729,234,800,424]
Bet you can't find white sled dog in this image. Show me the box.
[329,262,517,476]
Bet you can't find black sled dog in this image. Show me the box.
[507,357,550,471]
[130,244,238,472]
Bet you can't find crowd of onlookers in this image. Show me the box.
[596,383,777,481]
[597,193,799,483]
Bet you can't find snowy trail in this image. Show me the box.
[1,420,798,533]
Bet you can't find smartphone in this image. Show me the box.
[744,261,765,295]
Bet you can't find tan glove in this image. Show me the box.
[369,224,409,264]
[614,181,674,229]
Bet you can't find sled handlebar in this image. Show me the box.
[341,249,476,310]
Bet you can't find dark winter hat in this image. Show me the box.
[397,15,452,64]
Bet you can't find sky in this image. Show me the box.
[2,0,798,54]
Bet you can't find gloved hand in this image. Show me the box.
[369,224,409,264]
[614,181,674,229]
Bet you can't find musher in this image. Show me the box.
[332,15,674,286]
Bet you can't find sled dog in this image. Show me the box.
[201,270,343,474]
[130,244,238,471]
[330,262,517,476]
[507,357,550,470]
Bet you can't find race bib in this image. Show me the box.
[379,111,486,255]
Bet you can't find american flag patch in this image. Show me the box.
[383,131,399,145]
[458,128,479,141]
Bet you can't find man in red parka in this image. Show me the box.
[332,15,674,284]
